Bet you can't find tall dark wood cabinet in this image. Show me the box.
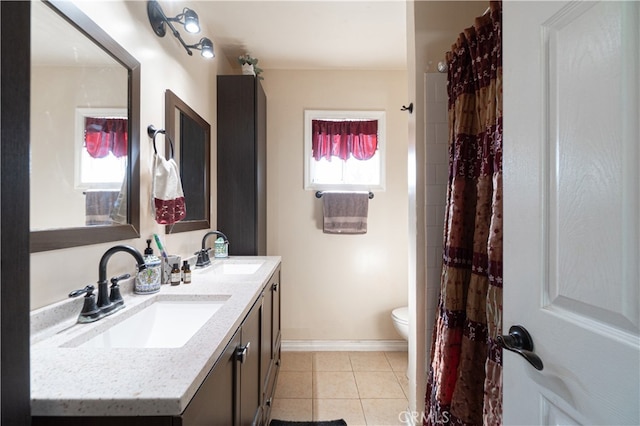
[217,75,267,256]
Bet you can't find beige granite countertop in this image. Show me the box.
[30,256,281,417]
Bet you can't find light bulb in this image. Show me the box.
[183,9,200,33]
[200,38,214,58]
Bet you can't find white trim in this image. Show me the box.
[281,339,407,352]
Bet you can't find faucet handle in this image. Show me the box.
[195,248,211,268]
[69,285,95,298]
[109,274,130,308]
[68,285,103,323]
[110,273,131,286]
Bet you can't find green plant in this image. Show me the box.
[237,53,263,79]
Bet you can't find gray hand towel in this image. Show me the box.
[85,190,119,225]
[322,192,369,234]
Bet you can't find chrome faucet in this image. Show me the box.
[69,245,146,323]
[195,230,228,268]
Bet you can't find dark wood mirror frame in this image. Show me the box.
[30,0,141,253]
[164,89,211,233]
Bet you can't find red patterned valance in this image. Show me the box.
[84,117,128,158]
[311,119,378,161]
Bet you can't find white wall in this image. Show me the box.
[261,69,409,343]
[30,1,233,309]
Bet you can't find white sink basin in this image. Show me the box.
[216,262,263,274]
[79,300,226,349]
[194,260,265,275]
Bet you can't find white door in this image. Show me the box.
[503,1,639,425]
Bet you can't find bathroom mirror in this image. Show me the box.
[30,0,140,252]
[164,90,211,233]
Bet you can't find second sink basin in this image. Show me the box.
[194,259,265,275]
[78,300,227,349]
[216,262,263,275]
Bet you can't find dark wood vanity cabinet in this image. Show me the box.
[181,266,281,426]
[181,329,240,426]
[184,293,263,426]
[217,75,267,256]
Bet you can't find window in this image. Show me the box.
[304,110,385,191]
[74,108,128,190]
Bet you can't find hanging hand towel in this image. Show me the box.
[322,192,369,234]
[109,175,128,225]
[152,151,186,225]
[85,190,119,225]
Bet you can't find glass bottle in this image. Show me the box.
[182,260,191,284]
[171,263,181,286]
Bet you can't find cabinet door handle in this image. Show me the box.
[272,282,279,292]
[236,342,251,363]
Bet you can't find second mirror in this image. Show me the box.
[164,90,211,233]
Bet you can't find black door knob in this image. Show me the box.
[497,325,544,371]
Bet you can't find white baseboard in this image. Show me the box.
[281,339,408,352]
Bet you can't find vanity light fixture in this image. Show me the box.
[147,0,214,58]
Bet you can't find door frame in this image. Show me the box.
[1,1,32,424]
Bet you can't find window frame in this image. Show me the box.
[303,109,386,192]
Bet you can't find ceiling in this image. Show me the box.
[182,1,407,71]
[31,0,122,67]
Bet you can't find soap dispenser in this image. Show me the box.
[134,239,162,294]
[214,237,228,258]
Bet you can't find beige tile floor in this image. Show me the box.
[270,351,410,425]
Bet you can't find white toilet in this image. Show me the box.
[391,306,409,341]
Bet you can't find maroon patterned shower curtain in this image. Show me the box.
[425,2,502,425]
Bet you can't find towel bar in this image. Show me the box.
[315,191,374,199]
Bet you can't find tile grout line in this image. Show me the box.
[348,352,368,425]
[276,351,409,425]
[311,353,315,420]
